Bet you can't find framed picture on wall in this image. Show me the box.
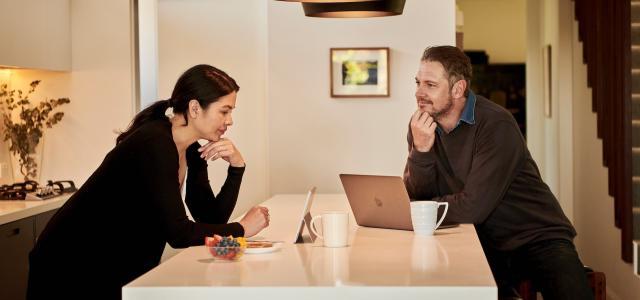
[542,44,552,118]
[330,47,389,98]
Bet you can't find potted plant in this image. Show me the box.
[0,80,70,182]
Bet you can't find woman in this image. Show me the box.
[27,65,269,299]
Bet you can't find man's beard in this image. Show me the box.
[430,95,454,121]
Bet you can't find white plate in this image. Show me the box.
[245,242,282,254]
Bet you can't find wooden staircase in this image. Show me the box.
[633,0,640,264]
[574,0,633,263]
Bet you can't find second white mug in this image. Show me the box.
[410,201,449,236]
[310,211,349,247]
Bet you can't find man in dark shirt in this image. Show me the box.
[403,46,593,300]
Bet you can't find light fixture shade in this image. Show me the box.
[276,0,374,2]
[302,0,405,18]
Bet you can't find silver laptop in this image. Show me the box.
[339,174,413,231]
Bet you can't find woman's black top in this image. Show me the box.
[27,119,244,299]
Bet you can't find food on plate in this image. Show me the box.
[247,241,274,248]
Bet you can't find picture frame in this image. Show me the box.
[542,44,552,118]
[330,47,389,98]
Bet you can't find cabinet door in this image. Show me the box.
[0,217,35,300]
[34,209,57,243]
[0,0,70,71]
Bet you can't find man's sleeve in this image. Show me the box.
[432,121,525,224]
[403,125,440,200]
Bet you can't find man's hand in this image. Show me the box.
[410,109,437,152]
[198,138,245,167]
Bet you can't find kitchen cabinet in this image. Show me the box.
[34,209,56,242]
[0,208,58,300]
[0,0,71,71]
[0,217,34,300]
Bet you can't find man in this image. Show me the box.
[403,45,593,300]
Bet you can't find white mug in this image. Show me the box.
[410,201,449,236]
[310,211,349,247]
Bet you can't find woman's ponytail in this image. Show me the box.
[116,99,171,144]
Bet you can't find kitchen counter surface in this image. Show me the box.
[0,194,72,225]
[124,194,497,300]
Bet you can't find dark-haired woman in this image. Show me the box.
[26,65,269,299]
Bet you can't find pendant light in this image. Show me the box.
[276,0,406,18]
[277,0,372,2]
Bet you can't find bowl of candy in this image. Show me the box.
[205,235,247,261]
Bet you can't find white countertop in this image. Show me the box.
[0,194,72,225]
[124,194,497,300]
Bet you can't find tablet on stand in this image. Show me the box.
[294,187,317,244]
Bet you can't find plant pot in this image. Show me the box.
[9,134,44,183]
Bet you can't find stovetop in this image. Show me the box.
[0,180,77,201]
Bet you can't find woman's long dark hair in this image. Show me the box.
[117,64,239,144]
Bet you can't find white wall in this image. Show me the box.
[526,0,574,216]
[556,0,574,226]
[457,0,526,64]
[157,0,268,219]
[570,3,640,300]
[526,0,546,185]
[268,0,456,194]
[7,0,134,185]
[137,0,160,110]
[541,0,561,209]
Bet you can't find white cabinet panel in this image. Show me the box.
[0,0,71,71]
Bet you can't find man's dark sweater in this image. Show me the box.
[403,92,576,251]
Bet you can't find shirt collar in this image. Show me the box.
[458,90,477,126]
[436,90,477,135]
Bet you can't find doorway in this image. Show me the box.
[456,0,527,138]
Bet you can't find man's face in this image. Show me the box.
[415,60,454,120]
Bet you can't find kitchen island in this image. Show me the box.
[124,194,497,300]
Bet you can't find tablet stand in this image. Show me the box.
[295,211,317,243]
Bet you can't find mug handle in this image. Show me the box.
[310,215,323,239]
[435,202,449,230]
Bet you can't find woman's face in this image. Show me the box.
[192,91,237,142]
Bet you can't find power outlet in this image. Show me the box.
[635,240,639,277]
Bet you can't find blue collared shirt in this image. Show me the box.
[436,90,477,135]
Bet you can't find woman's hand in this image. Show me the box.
[238,206,270,238]
[198,138,245,167]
